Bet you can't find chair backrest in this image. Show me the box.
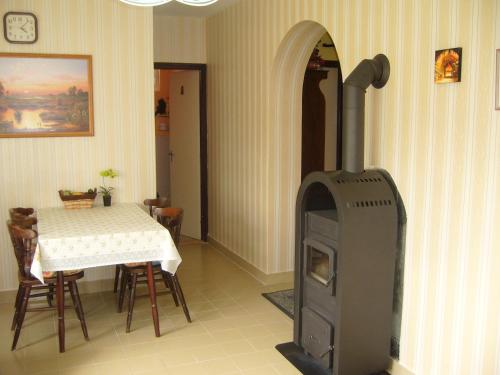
[155,207,183,246]
[9,207,35,218]
[6,216,37,248]
[10,213,37,228]
[9,207,37,228]
[7,221,37,278]
[144,197,170,217]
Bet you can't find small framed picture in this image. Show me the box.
[435,47,462,83]
[496,49,500,110]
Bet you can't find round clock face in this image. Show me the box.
[3,12,38,44]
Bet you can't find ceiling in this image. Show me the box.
[153,0,241,17]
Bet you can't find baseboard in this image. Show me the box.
[0,278,115,303]
[388,359,415,375]
[76,278,115,294]
[207,236,293,286]
[0,288,17,304]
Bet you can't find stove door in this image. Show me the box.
[301,307,334,369]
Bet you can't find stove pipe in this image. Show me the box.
[342,54,390,173]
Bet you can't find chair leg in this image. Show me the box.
[171,274,191,323]
[113,265,121,293]
[68,281,89,340]
[56,272,66,353]
[11,285,23,331]
[126,273,138,333]
[47,283,54,307]
[117,269,128,313]
[161,271,179,306]
[12,285,31,351]
[146,262,160,337]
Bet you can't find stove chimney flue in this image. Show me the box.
[342,54,390,173]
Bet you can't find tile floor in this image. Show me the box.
[0,240,300,375]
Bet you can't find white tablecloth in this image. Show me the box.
[31,203,182,283]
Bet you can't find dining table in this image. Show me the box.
[31,202,182,353]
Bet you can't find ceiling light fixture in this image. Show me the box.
[120,0,173,6]
[119,0,219,6]
[176,0,219,5]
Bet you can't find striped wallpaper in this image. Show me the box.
[0,0,156,287]
[206,0,500,374]
[0,1,497,373]
[154,14,206,63]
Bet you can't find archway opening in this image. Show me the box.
[269,21,403,361]
[301,32,342,180]
[267,21,337,276]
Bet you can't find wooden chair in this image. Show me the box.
[117,207,191,332]
[7,215,50,329]
[112,197,171,293]
[144,197,170,218]
[7,221,89,350]
[8,209,55,316]
[154,207,190,322]
[9,207,37,227]
[9,207,35,217]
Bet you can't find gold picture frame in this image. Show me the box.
[0,53,94,138]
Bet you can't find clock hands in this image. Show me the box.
[20,21,28,33]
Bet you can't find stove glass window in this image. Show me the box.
[308,246,330,285]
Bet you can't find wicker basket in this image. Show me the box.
[58,190,97,209]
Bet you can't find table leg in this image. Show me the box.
[146,261,160,337]
[56,271,65,353]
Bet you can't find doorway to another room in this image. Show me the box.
[153,63,207,241]
[301,32,342,181]
[272,21,403,358]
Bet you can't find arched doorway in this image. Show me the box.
[269,22,403,360]
[267,21,341,272]
[301,32,342,180]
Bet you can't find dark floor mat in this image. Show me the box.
[261,289,294,319]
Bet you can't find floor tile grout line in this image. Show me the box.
[1,243,294,375]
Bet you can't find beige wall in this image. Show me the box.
[206,0,500,374]
[154,14,206,63]
[0,0,155,289]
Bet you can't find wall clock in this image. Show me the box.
[3,12,38,44]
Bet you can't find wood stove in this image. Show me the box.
[279,55,406,375]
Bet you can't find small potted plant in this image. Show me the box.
[99,168,118,206]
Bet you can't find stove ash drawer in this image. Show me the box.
[301,307,334,369]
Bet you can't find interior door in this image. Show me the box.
[169,70,201,240]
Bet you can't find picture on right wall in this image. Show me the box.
[435,47,462,83]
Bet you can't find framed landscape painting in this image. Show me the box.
[0,53,93,138]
